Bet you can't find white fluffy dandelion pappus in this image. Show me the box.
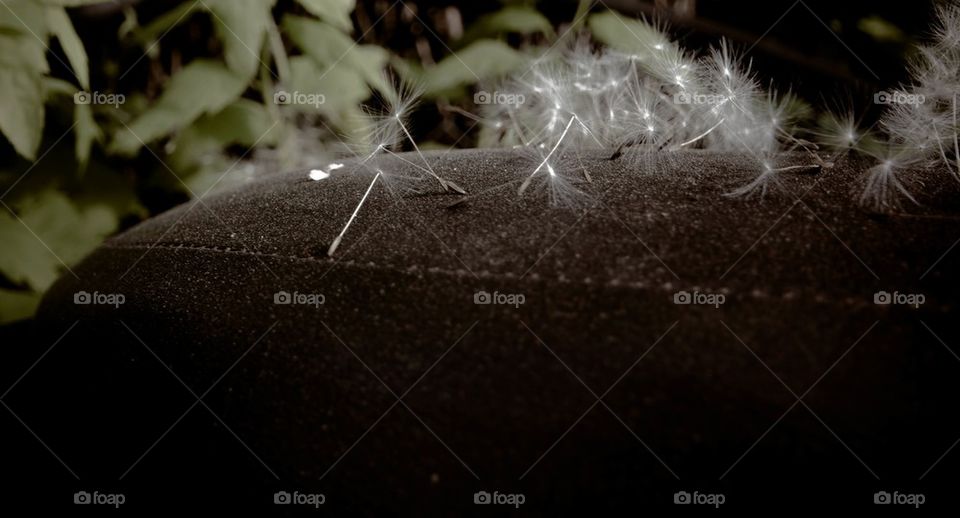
[481,22,806,205]
[863,0,960,210]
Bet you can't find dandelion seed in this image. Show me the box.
[328,170,382,257]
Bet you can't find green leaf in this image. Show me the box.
[283,15,389,96]
[419,39,526,96]
[134,1,201,44]
[857,16,905,43]
[0,0,47,38]
[74,101,101,170]
[0,188,117,292]
[0,68,44,160]
[588,10,676,56]
[204,0,275,79]
[459,6,554,46]
[41,1,126,6]
[0,288,41,325]
[46,6,89,89]
[169,99,280,172]
[109,60,248,156]
[296,0,355,32]
[288,55,367,125]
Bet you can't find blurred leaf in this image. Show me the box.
[205,0,275,79]
[283,15,389,96]
[40,77,103,171]
[0,288,41,325]
[459,5,553,46]
[588,10,675,56]
[0,1,50,160]
[0,0,47,37]
[170,99,280,173]
[43,1,126,6]
[858,16,905,43]
[0,188,117,292]
[296,0,355,32]
[46,6,89,89]
[133,1,201,44]
[289,55,367,126]
[74,101,101,170]
[109,59,248,156]
[0,69,44,160]
[41,76,75,98]
[418,39,525,97]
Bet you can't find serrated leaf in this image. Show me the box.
[46,6,89,89]
[296,0,354,32]
[109,60,248,156]
[205,0,274,79]
[0,68,44,160]
[419,39,525,96]
[0,188,117,292]
[459,6,554,46]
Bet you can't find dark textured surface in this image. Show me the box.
[11,149,960,512]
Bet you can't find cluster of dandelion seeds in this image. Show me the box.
[480,23,813,205]
[862,1,960,211]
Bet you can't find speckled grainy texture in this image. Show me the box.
[23,149,960,512]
